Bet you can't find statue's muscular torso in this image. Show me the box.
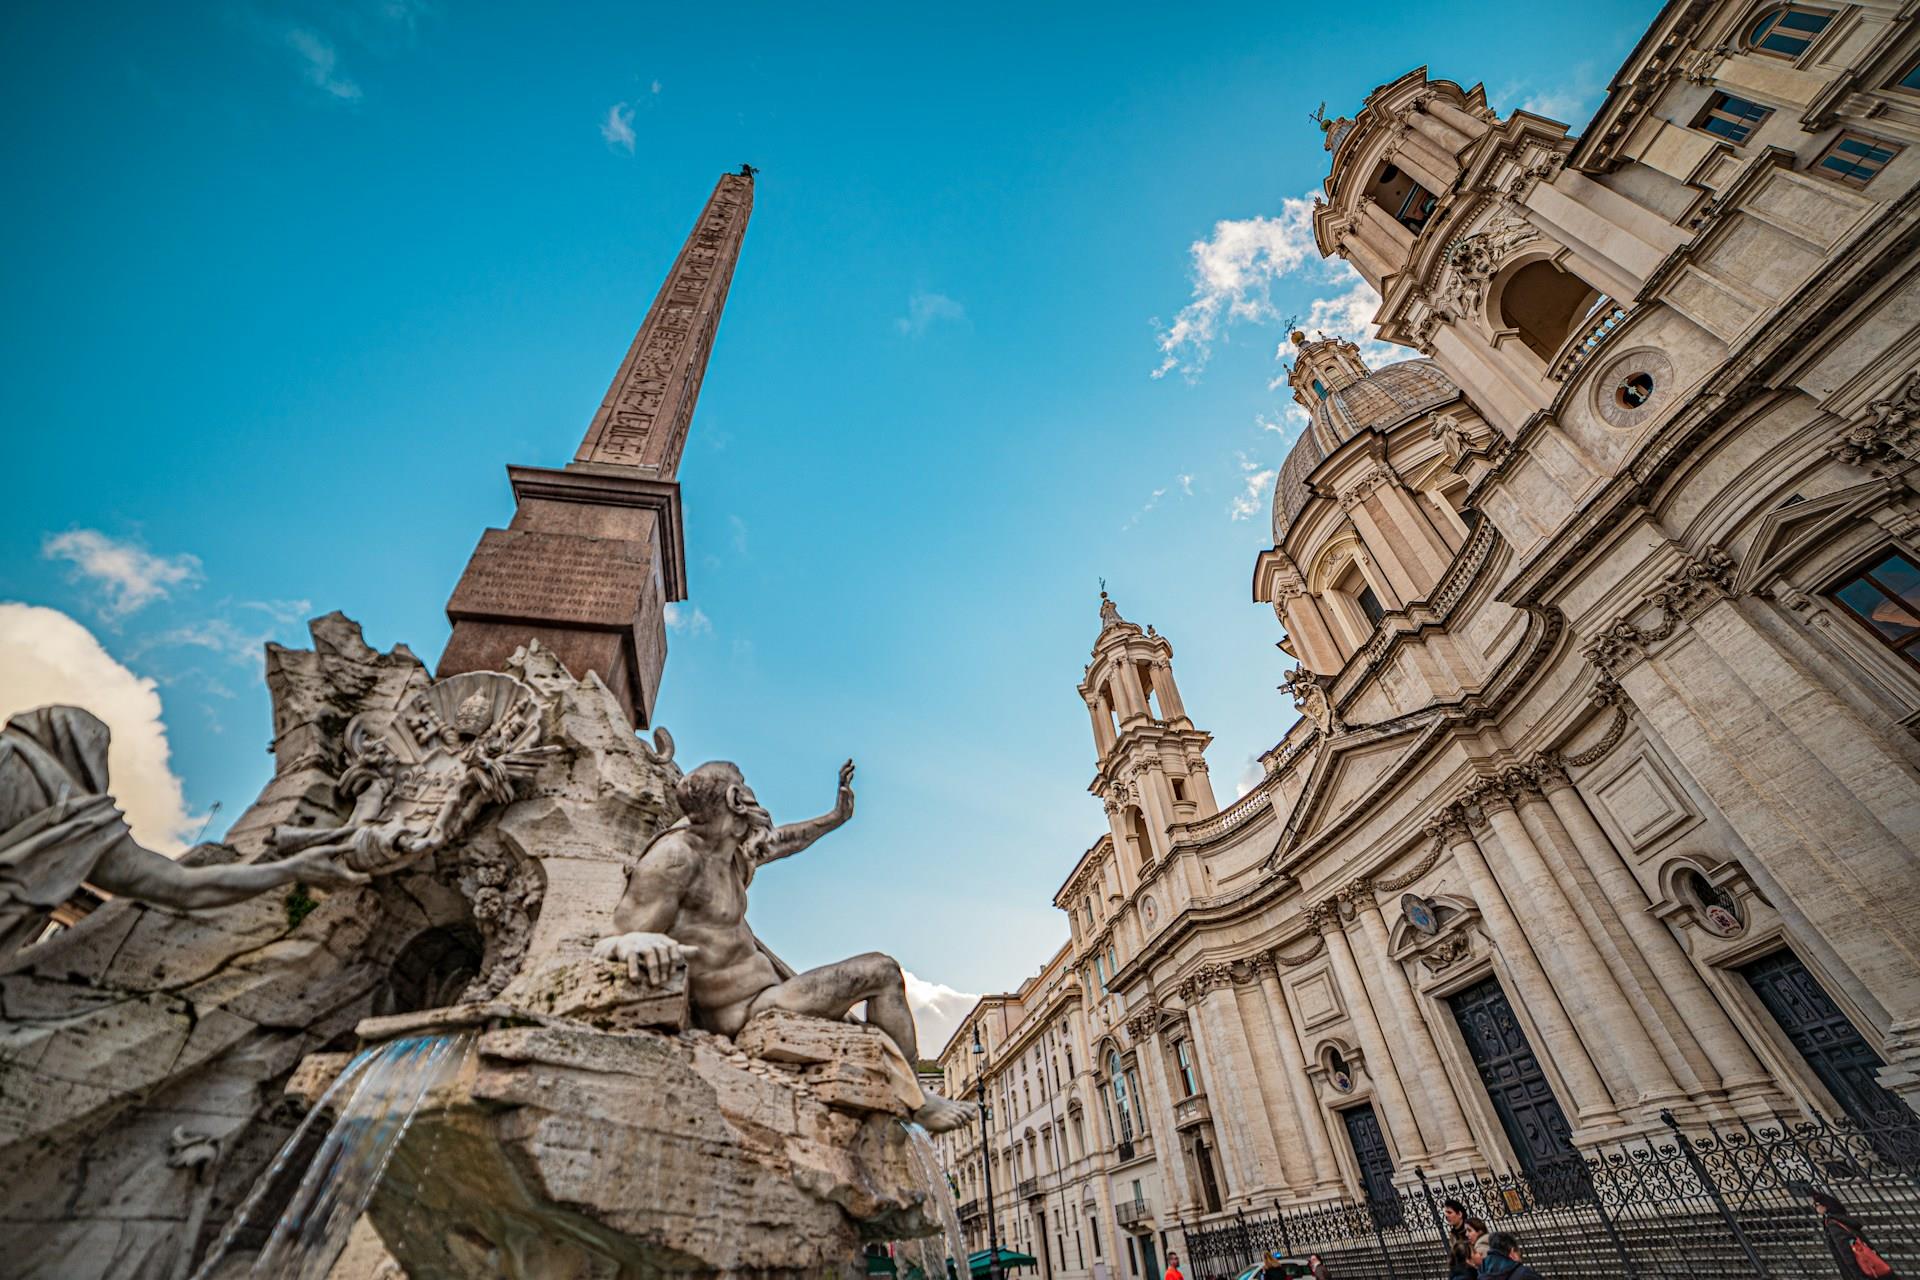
[612,827,779,1034]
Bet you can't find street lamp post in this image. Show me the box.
[973,1024,1003,1280]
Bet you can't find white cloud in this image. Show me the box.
[650,79,662,95]
[601,102,636,152]
[1230,453,1278,522]
[286,28,362,101]
[895,290,967,337]
[139,618,277,667]
[1234,755,1266,799]
[1177,473,1194,496]
[237,598,314,625]
[1503,64,1608,131]
[904,970,979,1057]
[1153,196,1320,380]
[663,602,712,636]
[728,514,749,556]
[43,529,201,619]
[0,604,197,854]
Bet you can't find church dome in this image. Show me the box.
[1311,358,1459,441]
[1272,358,1461,541]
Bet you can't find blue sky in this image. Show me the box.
[0,0,1650,1016]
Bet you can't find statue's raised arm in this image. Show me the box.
[758,758,855,867]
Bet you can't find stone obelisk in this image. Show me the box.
[438,168,753,728]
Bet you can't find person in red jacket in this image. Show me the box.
[1164,1252,1184,1280]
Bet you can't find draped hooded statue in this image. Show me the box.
[0,705,362,964]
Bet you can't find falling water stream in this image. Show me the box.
[188,1033,473,1280]
[894,1121,969,1280]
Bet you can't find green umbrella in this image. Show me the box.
[967,1248,1040,1277]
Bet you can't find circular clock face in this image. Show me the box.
[1594,348,1675,429]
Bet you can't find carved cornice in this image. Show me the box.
[1176,961,1238,1002]
[1830,368,1920,475]
[1303,901,1344,935]
[1336,876,1378,911]
[1582,546,1735,675]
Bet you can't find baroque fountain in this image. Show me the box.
[0,166,969,1279]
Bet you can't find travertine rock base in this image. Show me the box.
[362,1022,937,1279]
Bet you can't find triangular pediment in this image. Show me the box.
[1735,479,1891,595]
[1272,717,1441,864]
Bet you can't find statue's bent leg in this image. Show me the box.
[747,951,917,1059]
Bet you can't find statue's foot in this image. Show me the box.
[910,1091,979,1135]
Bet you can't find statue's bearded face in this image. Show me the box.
[679,764,773,850]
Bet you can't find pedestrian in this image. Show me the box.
[1306,1252,1330,1280]
[1466,1216,1489,1256]
[1262,1250,1288,1280]
[1476,1230,1544,1280]
[1809,1188,1897,1278]
[1165,1250,1184,1280]
[1443,1198,1475,1279]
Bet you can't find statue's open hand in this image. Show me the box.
[281,847,371,890]
[593,931,699,986]
[835,758,855,817]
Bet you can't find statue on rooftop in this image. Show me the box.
[0,705,365,965]
[594,757,979,1132]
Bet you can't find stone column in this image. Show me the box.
[1312,902,1429,1165]
[1087,697,1116,756]
[1534,758,1778,1105]
[1128,1012,1198,1213]
[1108,655,1151,723]
[1382,128,1454,199]
[1253,952,1345,1194]
[1188,970,1287,1201]
[1438,810,1620,1126]
[1355,200,1417,267]
[1472,782,1678,1110]
[1236,959,1315,1192]
[1407,105,1471,155]
[1149,658,1188,723]
[1341,482,1417,606]
[1422,96,1488,140]
[1342,878,1479,1163]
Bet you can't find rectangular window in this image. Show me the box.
[1816,132,1902,187]
[1830,550,1920,666]
[1175,1038,1197,1096]
[1693,92,1772,144]
[1748,5,1832,59]
[1356,583,1386,626]
[1898,58,1920,94]
[1126,1237,1136,1274]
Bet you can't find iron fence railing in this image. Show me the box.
[1179,1109,1920,1279]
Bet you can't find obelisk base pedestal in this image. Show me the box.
[439,464,685,730]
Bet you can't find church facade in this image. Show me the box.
[938,0,1920,1257]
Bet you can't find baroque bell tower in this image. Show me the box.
[1078,591,1218,879]
[438,169,753,728]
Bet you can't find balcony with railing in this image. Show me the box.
[1017,1176,1042,1200]
[1174,1091,1211,1131]
[1550,300,1627,381]
[1116,1197,1151,1227]
[958,1197,982,1222]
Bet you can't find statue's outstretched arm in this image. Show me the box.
[760,759,854,866]
[91,837,365,911]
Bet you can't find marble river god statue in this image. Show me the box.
[594,757,977,1132]
[0,705,364,962]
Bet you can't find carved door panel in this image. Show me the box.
[1741,949,1905,1124]
[1340,1104,1401,1226]
[1448,976,1576,1175]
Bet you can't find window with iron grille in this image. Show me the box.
[1815,131,1902,187]
[1693,91,1772,143]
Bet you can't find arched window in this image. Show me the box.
[1312,378,1329,399]
[1498,260,1604,361]
[1107,1049,1135,1143]
[1365,162,1437,233]
[1123,806,1152,868]
[1745,5,1833,59]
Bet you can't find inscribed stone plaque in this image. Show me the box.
[447,529,652,630]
